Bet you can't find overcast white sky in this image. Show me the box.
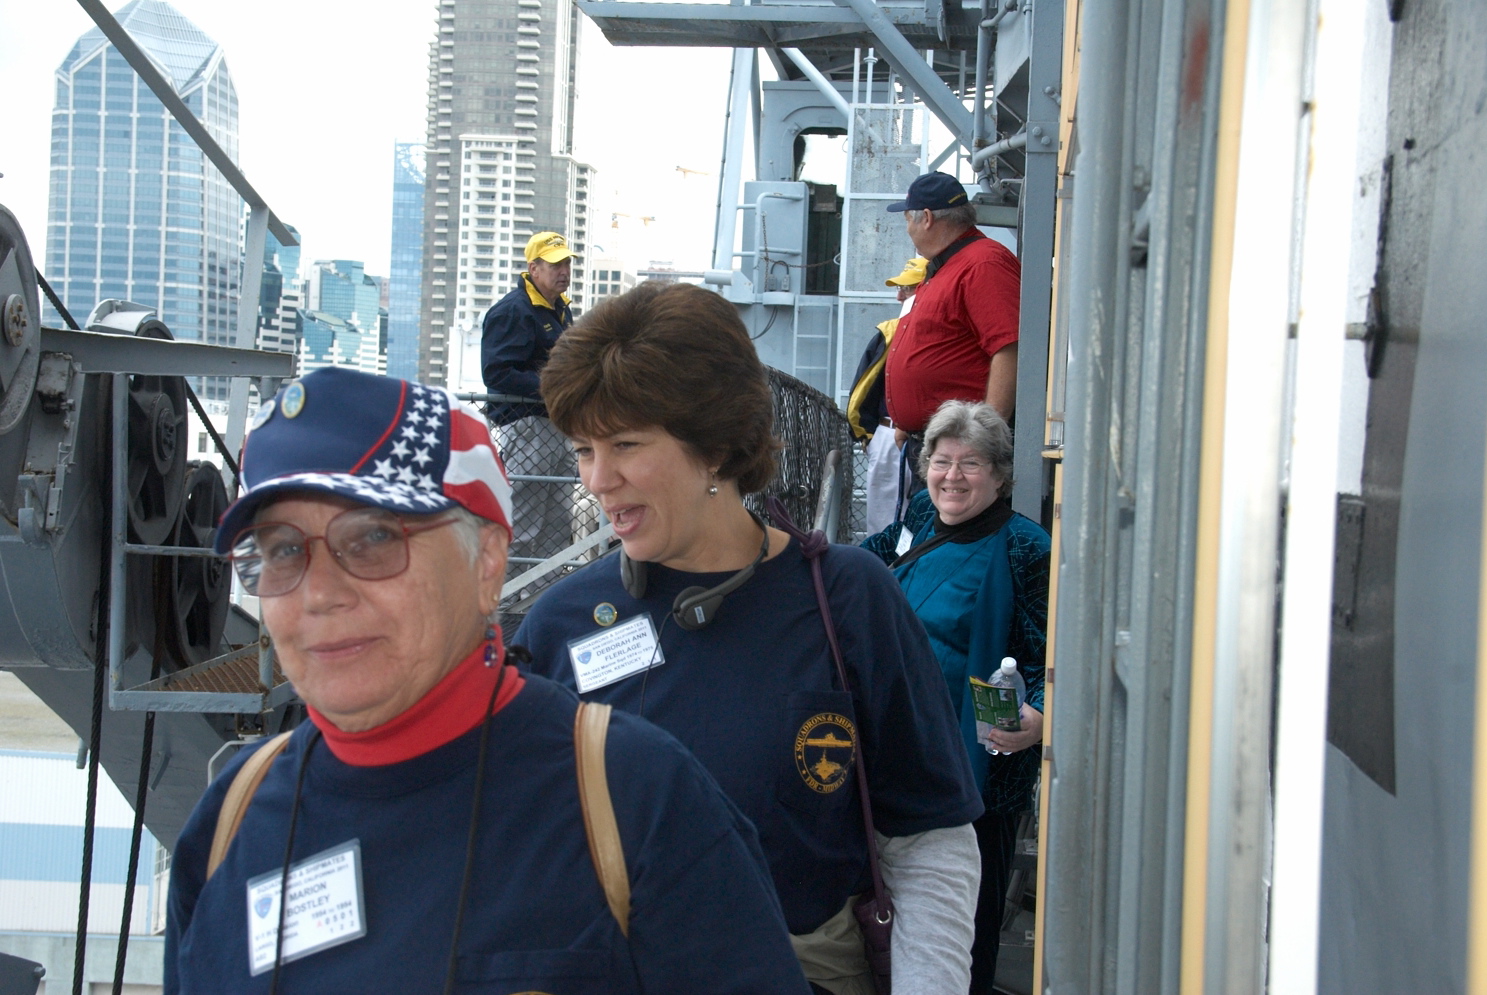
[0,0,741,278]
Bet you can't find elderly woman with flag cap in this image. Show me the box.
[164,367,811,995]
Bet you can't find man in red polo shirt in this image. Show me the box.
[884,172,1021,449]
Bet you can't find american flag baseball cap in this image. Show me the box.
[213,367,514,553]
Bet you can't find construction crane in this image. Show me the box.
[610,211,656,228]
[675,165,711,179]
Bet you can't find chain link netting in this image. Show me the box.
[476,370,865,636]
[747,368,864,543]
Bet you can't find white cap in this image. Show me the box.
[1000,657,1017,671]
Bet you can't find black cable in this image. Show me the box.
[269,728,322,995]
[184,386,241,488]
[37,272,80,329]
[75,373,115,995]
[751,305,780,341]
[114,608,167,995]
[442,662,509,995]
[112,710,154,993]
[635,613,672,721]
[73,604,107,995]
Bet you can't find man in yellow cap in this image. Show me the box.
[847,256,927,531]
[480,231,576,560]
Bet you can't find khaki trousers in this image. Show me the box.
[789,895,877,995]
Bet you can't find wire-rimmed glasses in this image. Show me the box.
[228,507,457,597]
[927,456,990,476]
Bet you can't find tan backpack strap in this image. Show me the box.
[574,702,630,937]
[207,732,294,880]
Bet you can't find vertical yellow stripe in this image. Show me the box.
[1179,1,1251,992]
[1032,461,1063,994]
[1467,433,1487,991]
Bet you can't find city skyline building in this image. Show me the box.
[306,258,382,332]
[416,0,594,386]
[387,142,426,381]
[585,253,638,302]
[256,223,301,355]
[45,0,242,400]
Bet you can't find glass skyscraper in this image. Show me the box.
[46,0,241,398]
[387,142,425,381]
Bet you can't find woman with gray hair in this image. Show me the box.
[863,399,1050,993]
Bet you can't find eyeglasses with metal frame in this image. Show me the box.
[927,456,991,476]
[228,507,457,598]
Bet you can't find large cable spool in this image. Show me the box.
[159,461,230,666]
[87,301,189,545]
[0,206,40,437]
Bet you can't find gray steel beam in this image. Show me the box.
[831,0,973,141]
[39,327,295,378]
[578,1,924,28]
[784,48,852,119]
[714,48,756,271]
[109,685,298,714]
[1041,0,1132,987]
[74,0,296,247]
[1009,0,1060,520]
[225,206,270,475]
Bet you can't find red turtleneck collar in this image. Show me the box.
[308,637,526,766]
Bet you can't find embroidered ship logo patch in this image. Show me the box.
[794,713,856,793]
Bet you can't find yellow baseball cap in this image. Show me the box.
[524,231,573,264]
[885,257,928,287]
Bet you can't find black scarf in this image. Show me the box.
[890,497,1012,569]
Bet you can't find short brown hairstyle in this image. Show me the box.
[540,282,780,494]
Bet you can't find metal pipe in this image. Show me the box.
[981,0,1018,29]
[972,0,991,151]
[970,129,1028,168]
[783,48,851,120]
[122,543,219,557]
[748,191,806,271]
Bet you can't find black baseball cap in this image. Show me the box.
[886,171,971,213]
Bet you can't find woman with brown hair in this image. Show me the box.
[516,282,985,995]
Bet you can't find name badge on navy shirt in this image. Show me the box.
[246,840,366,976]
[567,613,664,693]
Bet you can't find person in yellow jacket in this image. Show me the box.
[848,256,926,531]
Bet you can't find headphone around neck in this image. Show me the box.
[620,514,770,630]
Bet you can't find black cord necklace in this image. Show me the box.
[268,727,323,995]
[266,649,509,994]
[441,659,509,994]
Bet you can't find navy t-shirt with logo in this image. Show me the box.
[516,539,983,934]
[165,676,811,994]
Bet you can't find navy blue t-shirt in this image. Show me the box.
[515,540,983,934]
[166,675,810,994]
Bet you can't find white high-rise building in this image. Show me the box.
[417,0,594,386]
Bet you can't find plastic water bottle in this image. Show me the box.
[989,657,1026,711]
[982,657,1026,754]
